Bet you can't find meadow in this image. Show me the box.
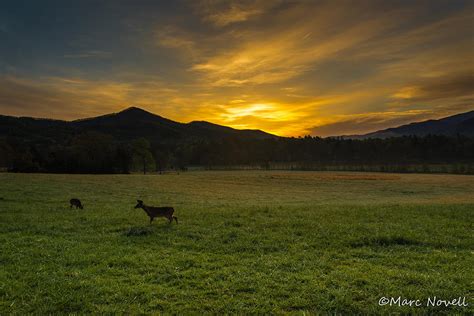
[0,171,473,314]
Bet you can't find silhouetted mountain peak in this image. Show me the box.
[61,107,277,141]
[120,106,143,112]
[115,106,164,119]
[119,106,152,115]
[74,106,173,126]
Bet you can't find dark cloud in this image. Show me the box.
[0,77,96,119]
[412,73,474,101]
[310,112,435,137]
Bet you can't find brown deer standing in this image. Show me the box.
[70,198,84,209]
[134,200,178,224]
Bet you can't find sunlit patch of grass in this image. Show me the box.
[267,172,401,181]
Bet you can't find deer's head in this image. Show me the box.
[135,200,144,209]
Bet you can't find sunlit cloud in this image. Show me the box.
[205,5,262,26]
[190,12,397,86]
[392,87,420,100]
[194,0,278,26]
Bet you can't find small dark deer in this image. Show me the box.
[134,200,178,224]
[70,198,83,209]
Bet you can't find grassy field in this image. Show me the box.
[0,171,473,314]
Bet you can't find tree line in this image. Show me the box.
[1,132,473,174]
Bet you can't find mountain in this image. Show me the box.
[352,110,474,139]
[0,106,276,144]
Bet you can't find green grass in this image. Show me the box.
[0,171,473,314]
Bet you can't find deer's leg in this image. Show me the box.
[173,216,178,224]
[168,216,173,224]
[149,217,154,224]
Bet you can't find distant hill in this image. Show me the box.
[0,106,276,144]
[2,107,473,144]
[350,110,474,139]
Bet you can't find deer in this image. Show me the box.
[134,200,178,224]
[70,198,84,209]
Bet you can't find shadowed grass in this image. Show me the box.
[350,235,426,247]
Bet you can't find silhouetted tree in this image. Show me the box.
[1,131,473,174]
[132,138,155,174]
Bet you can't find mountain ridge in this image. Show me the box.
[346,110,474,139]
[0,106,277,143]
[1,107,474,141]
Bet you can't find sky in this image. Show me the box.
[0,0,473,137]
